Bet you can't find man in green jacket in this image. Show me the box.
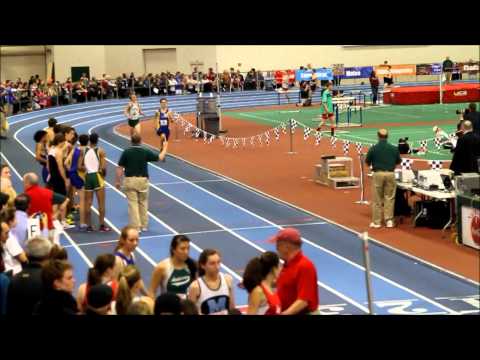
[365,129,401,228]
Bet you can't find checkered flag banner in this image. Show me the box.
[355,142,363,154]
[420,140,428,152]
[314,130,322,146]
[225,137,231,148]
[274,127,280,141]
[233,138,239,149]
[265,131,270,145]
[290,119,298,134]
[343,140,350,155]
[429,160,443,170]
[242,138,246,147]
[330,136,337,149]
[194,128,201,138]
[401,158,413,170]
[208,134,214,144]
[257,134,263,145]
[250,136,255,147]
[183,123,192,135]
[203,131,208,143]
[303,127,312,141]
[281,122,287,135]
[434,137,442,149]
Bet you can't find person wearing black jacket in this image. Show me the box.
[34,259,78,315]
[369,70,380,105]
[463,103,480,137]
[450,121,480,175]
[6,236,52,315]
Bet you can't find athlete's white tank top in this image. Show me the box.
[129,102,140,120]
[196,273,230,315]
[84,147,100,174]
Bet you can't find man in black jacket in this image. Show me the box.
[463,103,480,137]
[6,236,52,315]
[450,121,480,175]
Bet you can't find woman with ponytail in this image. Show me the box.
[148,235,197,300]
[242,251,281,315]
[76,253,118,313]
[113,265,153,315]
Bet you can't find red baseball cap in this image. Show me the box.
[268,228,302,244]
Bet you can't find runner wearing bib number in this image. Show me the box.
[124,94,144,137]
[154,98,172,162]
[187,249,235,315]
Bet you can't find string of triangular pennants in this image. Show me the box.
[172,113,457,158]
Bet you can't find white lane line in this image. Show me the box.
[0,151,23,179]
[109,120,460,314]
[11,97,468,314]
[92,122,370,313]
[153,179,227,185]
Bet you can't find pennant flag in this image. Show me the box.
[250,136,255,147]
[420,140,428,153]
[303,127,312,141]
[330,136,337,149]
[242,138,246,147]
[233,138,239,148]
[203,131,208,143]
[355,142,363,154]
[257,134,263,145]
[429,160,443,170]
[281,122,287,134]
[274,127,280,141]
[314,130,322,146]
[195,128,201,138]
[343,140,350,155]
[401,158,413,170]
[290,119,298,134]
[265,131,270,146]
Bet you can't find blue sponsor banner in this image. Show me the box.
[431,63,442,75]
[295,68,333,81]
[340,66,373,79]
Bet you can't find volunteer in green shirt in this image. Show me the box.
[317,81,335,136]
[115,133,164,232]
[365,129,401,229]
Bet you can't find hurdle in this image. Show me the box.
[334,96,364,128]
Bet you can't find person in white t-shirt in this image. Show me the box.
[1,208,27,275]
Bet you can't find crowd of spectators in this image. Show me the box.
[0,67,273,116]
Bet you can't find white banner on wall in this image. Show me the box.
[461,206,480,250]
